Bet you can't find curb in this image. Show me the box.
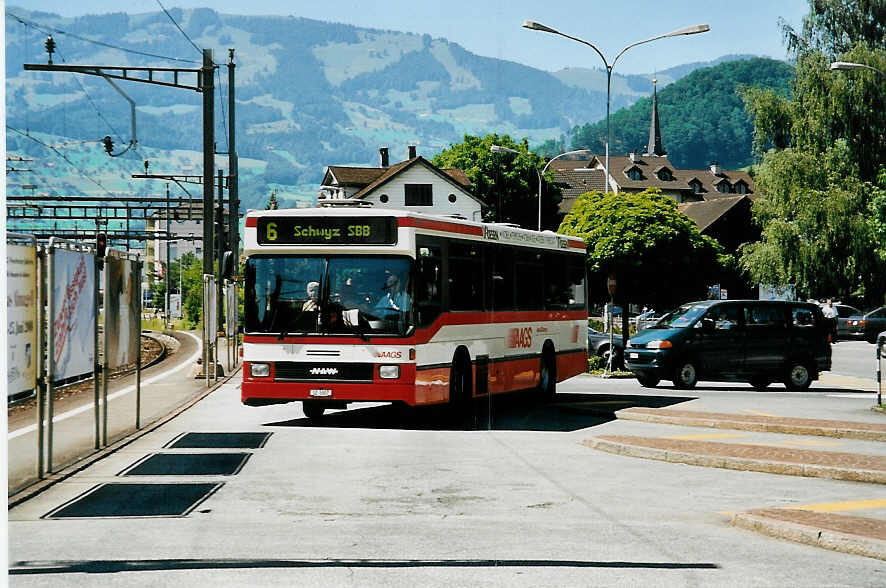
[582,437,886,484]
[615,408,886,441]
[731,510,886,561]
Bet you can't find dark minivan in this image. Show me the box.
[624,300,831,390]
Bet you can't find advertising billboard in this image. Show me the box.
[105,256,140,370]
[50,248,96,383]
[7,244,38,399]
[225,283,238,337]
[169,293,182,319]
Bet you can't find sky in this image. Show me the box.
[14,0,811,75]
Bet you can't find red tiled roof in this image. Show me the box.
[325,166,386,187]
[679,195,750,232]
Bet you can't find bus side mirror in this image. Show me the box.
[222,251,234,280]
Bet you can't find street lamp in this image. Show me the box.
[829,61,886,77]
[523,21,709,195]
[491,145,593,230]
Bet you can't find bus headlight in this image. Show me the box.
[250,363,270,377]
[379,365,400,379]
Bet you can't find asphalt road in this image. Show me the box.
[8,370,886,587]
[831,338,882,381]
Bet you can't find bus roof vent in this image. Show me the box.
[490,222,522,228]
[444,214,467,220]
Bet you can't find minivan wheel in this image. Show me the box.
[673,361,698,389]
[636,374,660,388]
[784,361,813,391]
[748,376,771,391]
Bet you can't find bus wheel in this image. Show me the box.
[448,352,472,424]
[303,402,325,420]
[537,345,557,400]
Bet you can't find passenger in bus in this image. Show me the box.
[302,281,320,311]
[375,274,410,315]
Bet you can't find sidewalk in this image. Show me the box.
[584,405,886,561]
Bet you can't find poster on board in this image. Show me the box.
[169,293,182,319]
[51,248,96,383]
[7,244,38,399]
[105,256,140,370]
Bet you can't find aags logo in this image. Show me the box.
[507,327,533,349]
[375,350,402,359]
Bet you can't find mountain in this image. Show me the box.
[568,57,795,170]
[5,7,788,209]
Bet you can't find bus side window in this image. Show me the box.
[486,244,515,311]
[449,240,484,311]
[415,244,442,327]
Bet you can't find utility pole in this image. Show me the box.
[165,183,171,328]
[216,168,225,333]
[227,49,239,277]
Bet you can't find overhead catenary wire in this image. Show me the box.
[6,11,200,64]
[7,125,119,199]
[155,0,203,58]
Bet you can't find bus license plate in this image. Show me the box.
[310,389,333,397]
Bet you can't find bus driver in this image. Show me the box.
[375,274,410,316]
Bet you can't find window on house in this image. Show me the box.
[717,182,730,194]
[379,194,389,203]
[690,181,702,193]
[405,184,433,206]
[627,168,642,181]
[735,182,747,194]
[657,169,672,181]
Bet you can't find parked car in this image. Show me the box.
[588,328,624,370]
[847,306,886,343]
[624,300,831,390]
[828,304,862,338]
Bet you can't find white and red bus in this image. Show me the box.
[241,206,588,418]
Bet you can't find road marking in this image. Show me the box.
[8,331,203,441]
[782,499,886,513]
[720,498,886,516]
[741,409,778,417]
[826,393,878,399]
[663,433,745,440]
[778,439,843,448]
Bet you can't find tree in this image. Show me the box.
[558,189,725,344]
[780,0,886,57]
[741,22,886,304]
[431,134,564,230]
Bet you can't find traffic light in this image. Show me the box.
[95,233,107,258]
[102,136,114,155]
[45,35,55,64]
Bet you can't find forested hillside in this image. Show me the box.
[568,58,795,169]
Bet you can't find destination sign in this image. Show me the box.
[257,217,397,245]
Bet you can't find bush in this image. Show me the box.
[587,356,605,372]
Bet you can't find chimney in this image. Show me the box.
[379,147,389,168]
[710,162,722,176]
[630,151,639,163]
[407,145,417,159]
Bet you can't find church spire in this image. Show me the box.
[645,79,666,157]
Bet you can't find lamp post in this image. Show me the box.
[829,61,886,77]
[491,145,593,230]
[523,21,709,195]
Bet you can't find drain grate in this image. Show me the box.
[44,483,222,518]
[120,453,251,476]
[165,432,272,449]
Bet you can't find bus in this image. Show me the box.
[241,206,588,419]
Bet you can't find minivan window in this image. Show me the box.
[791,305,817,329]
[657,303,709,328]
[705,304,740,330]
[745,304,786,328]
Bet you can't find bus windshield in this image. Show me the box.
[245,255,414,337]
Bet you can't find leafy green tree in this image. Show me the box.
[740,10,886,304]
[431,134,563,230]
[780,0,886,56]
[558,189,725,343]
[178,252,205,328]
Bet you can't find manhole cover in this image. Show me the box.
[165,432,272,449]
[120,453,251,476]
[44,483,222,518]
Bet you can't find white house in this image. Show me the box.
[320,146,482,220]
